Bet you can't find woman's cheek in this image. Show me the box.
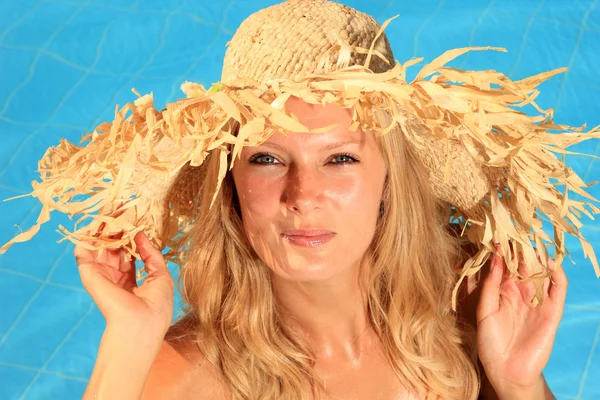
[333,173,382,232]
[326,175,366,209]
[240,176,281,218]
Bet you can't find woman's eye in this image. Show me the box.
[249,153,279,164]
[330,153,359,164]
[249,152,359,165]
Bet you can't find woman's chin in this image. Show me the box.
[268,256,343,283]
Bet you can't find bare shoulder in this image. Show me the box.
[141,317,231,400]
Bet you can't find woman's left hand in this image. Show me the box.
[476,244,567,396]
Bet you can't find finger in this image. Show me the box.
[75,226,124,269]
[477,248,504,320]
[74,241,95,266]
[517,251,530,278]
[135,231,167,278]
[73,229,100,265]
[92,202,127,263]
[549,258,568,305]
[119,246,135,272]
[103,231,125,269]
[516,251,536,304]
[496,243,515,278]
[495,243,520,294]
[540,256,554,297]
[87,234,121,268]
[534,249,552,295]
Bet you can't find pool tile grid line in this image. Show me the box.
[16,303,96,399]
[486,15,600,32]
[165,0,235,102]
[0,2,92,120]
[355,1,600,32]
[0,116,88,132]
[455,0,497,71]
[0,42,184,81]
[0,2,43,44]
[38,0,132,12]
[577,321,600,398]
[554,394,577,400]
[507,0,547,79]
[565,80,600,92]
[552,0,598,114]
[0,243,71,348]
[583,140,600,183]
[0,183,26,195]
[0,361,88,382]
[0,0,231,191]
[37,0,235,34]
[0,43,125,79]
[566,305,600,311]
[373,0,395,22]
[0,0,237,82]
[83,0,191,142]
[0,268,86,293]
[412,0,446,60]
[0,0,140,182]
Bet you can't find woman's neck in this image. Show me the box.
[271,252,375,360]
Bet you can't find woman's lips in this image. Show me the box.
[281,231,336,248]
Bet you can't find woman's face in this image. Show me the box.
[231,97,387,282]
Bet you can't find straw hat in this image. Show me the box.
[2,0,599,308]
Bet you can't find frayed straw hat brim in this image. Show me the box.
[1,0,599,309]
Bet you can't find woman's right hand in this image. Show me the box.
[74,230,174,333]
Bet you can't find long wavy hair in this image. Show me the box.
[164,109,480,400]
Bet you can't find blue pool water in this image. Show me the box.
[0,0,599,399]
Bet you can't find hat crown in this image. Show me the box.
[221,0,395,85]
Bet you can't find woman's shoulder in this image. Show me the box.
[142,316,231,400]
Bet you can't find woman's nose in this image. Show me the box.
[283,166,323,215]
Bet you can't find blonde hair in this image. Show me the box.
[164,110,480,400]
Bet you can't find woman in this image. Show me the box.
[3,1,594,399]
[75,95,565,399]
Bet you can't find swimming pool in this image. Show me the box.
[1,0,599,398]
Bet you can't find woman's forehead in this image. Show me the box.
[284,96,353,130]
[237,97,378,153]
[251,97,366,148]
[258,129,368,152]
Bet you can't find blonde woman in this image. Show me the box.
[4,1,594,399]
[75,95,565,400]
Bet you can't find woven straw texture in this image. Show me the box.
[222,0,394,83]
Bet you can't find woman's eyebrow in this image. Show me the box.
[320,139,362,151]
[259,139,362,152]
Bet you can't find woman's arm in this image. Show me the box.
[74,231,175,399]
[84,323,165,400]
[484,376,555,400]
